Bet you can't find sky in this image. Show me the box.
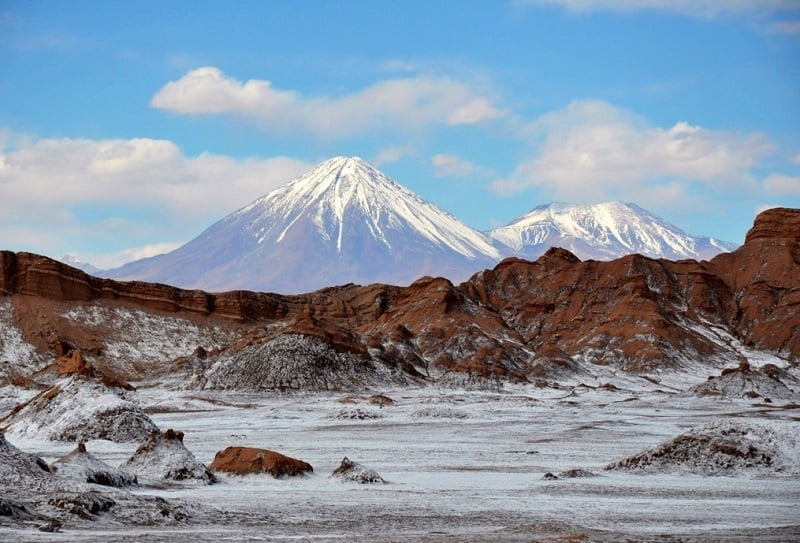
[1,0,799,268]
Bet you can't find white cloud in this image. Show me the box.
[151,67,504,139]
[431,153,478,178]
[0,136,310,216]
[763,173,800,195]
[519,0,800,18]
[755,203,783,215]
[0,134,311,265]
[489,100,772,206]
[372,144,417,166]
[77,242,184,270]
[768,20,800,34]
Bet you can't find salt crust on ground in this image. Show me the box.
[606,419,800,475]
[685,362,800,401]
[51,443,137,487]
[3,375,158,443]
[186,335,412,392]
[122,430,216,485]
[0,432,191,529]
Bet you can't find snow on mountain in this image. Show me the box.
[489,202,737,261]
[58,255,102,275]
[108,156,505,294]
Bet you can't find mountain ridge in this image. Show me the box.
[95,157,736,294]
[489,201,736,262]
[1,207,797,390]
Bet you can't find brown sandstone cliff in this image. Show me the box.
[1,208,797,386]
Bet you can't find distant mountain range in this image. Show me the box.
[103,156,736,293]
[488,201,736,262]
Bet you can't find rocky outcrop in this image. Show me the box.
[1,353,158,443]
[0,431,52,481]
[51,443,138,487]
[0,208,797,386]
[708,207,800,358]
[1,380,158,444]
[122,429,216,484]
[38,349,134,390]
[0,250,301,323]
[606,420,800,475]
[330,457,385,484]
[209,446,313,478]
[0,432,193,530]
[687,361,800,401]
[186,334,395,392]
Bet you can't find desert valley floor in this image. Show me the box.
[2,379,799,543]
[1,209,798,541]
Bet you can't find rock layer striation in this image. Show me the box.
[0,208,797,387]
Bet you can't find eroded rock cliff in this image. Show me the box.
[1,208,797,388]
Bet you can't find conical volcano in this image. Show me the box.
[109,157,505,294]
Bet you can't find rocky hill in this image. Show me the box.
[0,208,797,390]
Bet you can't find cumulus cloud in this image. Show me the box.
[372,144,417,166]
[76,242,184,270]
[763,173,800,195]
[755,203,783,215]
[0,134,311,266]
[768,20,800,34]
[431,153,479,178]
[519,0,800,18]
[489,100,772,205]
[151,67,504,139]
[0,136,309,215]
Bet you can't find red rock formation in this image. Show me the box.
[35,349,134,390]
[708,207,800,358]
[209,446,313,478]
[0,208,798,383]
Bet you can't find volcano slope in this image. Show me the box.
[0,207,797,391]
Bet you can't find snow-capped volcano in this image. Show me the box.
[489,202,736,261]
[108,157,505,293]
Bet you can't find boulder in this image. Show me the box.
[209,446,313,478]
[330,456,385,484]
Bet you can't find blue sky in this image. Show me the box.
[1,0,798,267]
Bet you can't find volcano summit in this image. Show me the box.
[109,157,505,294]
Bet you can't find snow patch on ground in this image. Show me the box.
[3,380,800,540]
